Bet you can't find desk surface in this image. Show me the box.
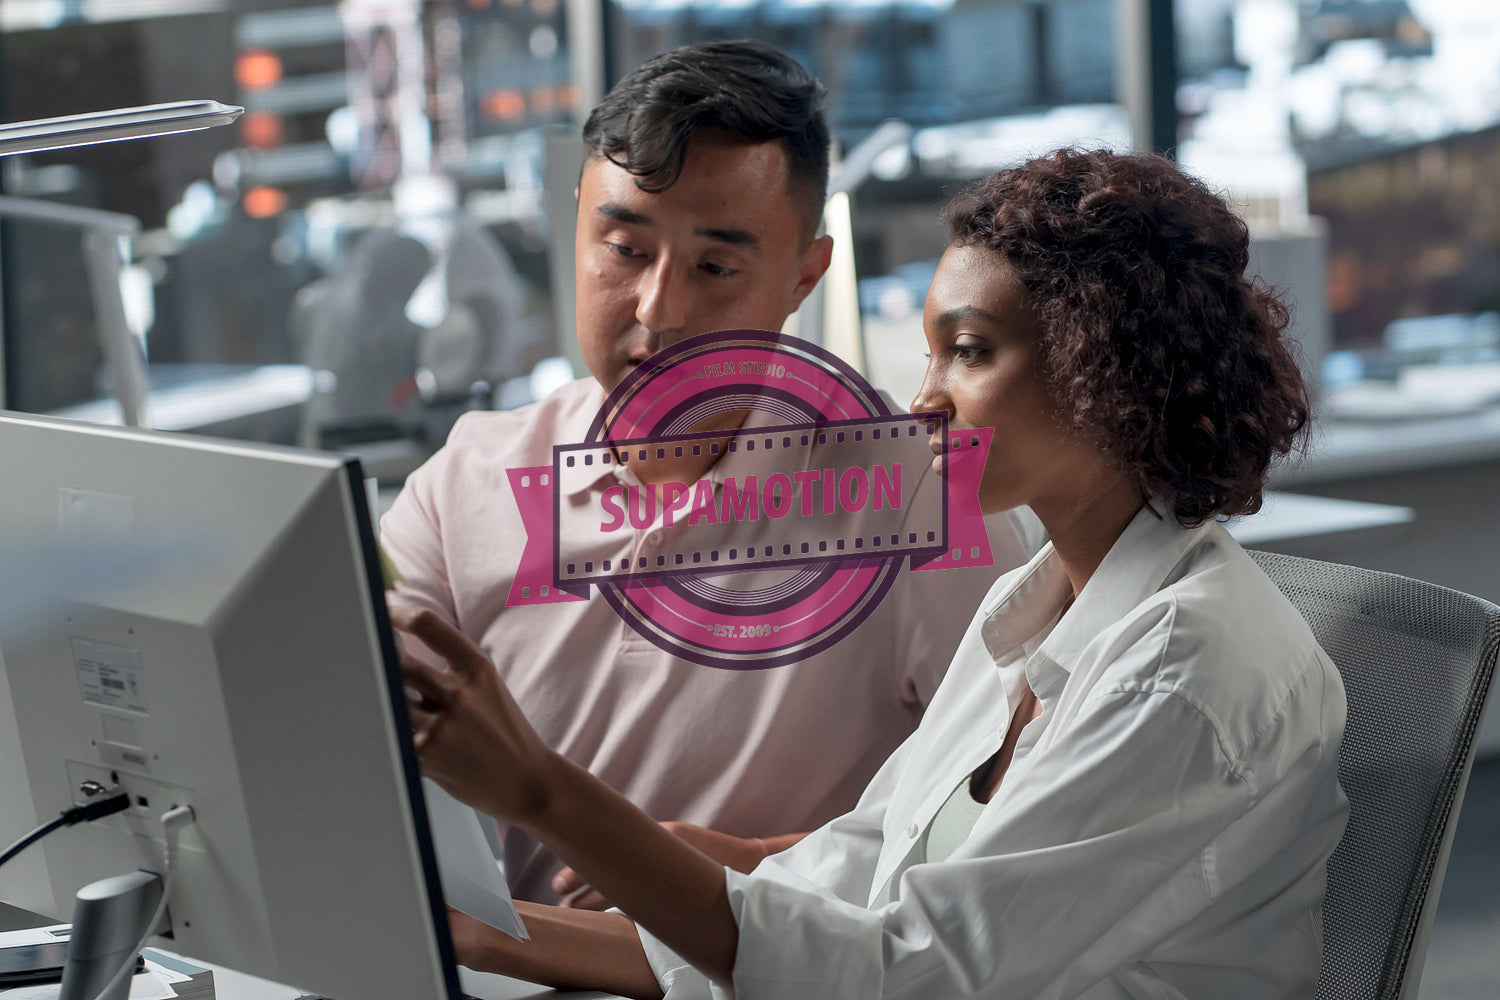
[49,364,313,434]
[1224,490,1414,548]
[1275,405,1500,487]
[202,960,612,1000]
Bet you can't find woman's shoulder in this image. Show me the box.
[1129,525,1345,763]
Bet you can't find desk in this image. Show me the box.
[1276,406,1500,488]
[50,365,312,440]
[1224,490,1415,555]
[201,960,611,1000]
[0,903,612,1000]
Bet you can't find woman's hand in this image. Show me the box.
[393,603,739,989]
[390,604,559,826]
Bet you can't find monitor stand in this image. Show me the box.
[60,871,167,1000]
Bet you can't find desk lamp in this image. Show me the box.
[0,102,243,429]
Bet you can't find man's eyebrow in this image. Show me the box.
[696,226,760,249]
[595,204,758,250]
[597,202,652,226]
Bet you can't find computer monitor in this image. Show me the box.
[0,410,462,1000]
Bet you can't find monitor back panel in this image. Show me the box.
[0,413,457,1000]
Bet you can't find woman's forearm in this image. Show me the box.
[463,902,662,999]
[523,753,740,989]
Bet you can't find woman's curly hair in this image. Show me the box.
[943,148,1309,526]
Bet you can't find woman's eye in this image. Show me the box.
[950,344,986,361]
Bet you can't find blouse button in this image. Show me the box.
[905,822,919,839]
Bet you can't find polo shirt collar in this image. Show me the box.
[558,381,798,499]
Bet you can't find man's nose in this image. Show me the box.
[634,257,688,342]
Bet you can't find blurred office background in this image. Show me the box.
[0,1,1495,994]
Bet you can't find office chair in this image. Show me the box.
[1248,550,1500,1000]
[292,214,535,466]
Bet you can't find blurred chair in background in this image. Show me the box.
[291,203,536,479]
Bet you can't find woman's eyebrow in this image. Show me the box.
[934,304,1003,329]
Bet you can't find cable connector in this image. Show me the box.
[60,790,132,826]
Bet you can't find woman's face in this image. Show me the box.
[912,243,1111,517]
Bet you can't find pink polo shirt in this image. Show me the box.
[380,377,1036,903]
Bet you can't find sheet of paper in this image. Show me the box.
[458,967,558,1000]
[139,959,190,986]
[423,778,529,941]
[0,926,70,950]
[0,968,176,1000]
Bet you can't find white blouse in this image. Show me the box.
[639,507,1349,1000]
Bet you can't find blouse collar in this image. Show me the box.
[980,504,1212,679]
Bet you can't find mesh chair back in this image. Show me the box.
[1248,550,1500,1000]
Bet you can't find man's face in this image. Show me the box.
[574,132,832,394]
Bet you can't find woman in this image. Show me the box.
[395,148,1348,1000]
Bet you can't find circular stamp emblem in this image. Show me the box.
[506,329,994,670]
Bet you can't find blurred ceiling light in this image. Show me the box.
[325,106,360,157]
[529,24,558,59]
[530,87,556,115]
[482,90,527,123]
[240,110,284,149]
[243,186,287,219]
[235,50,284,91]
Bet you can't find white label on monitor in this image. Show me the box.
[72,638,148,714]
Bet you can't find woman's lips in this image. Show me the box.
[928,437,947,475]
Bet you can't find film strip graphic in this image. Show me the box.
[507,414,993,601]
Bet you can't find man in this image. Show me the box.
[380,39,1035,906]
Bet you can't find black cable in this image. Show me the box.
[0,790,131,870]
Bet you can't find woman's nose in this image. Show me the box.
[911,359,950,417]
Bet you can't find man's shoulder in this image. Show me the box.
[441,377,603,465]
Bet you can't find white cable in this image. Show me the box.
[90,804,196,1000]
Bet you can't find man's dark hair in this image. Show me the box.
[582,40,830,240]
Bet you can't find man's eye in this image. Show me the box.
[701,261,737,278]
[606,242,641,258]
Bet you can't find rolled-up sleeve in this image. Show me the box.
[639,727,912,999]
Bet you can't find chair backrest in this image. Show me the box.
[1248,550,1500,1000]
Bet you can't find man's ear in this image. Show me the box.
[791,234,835,308]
